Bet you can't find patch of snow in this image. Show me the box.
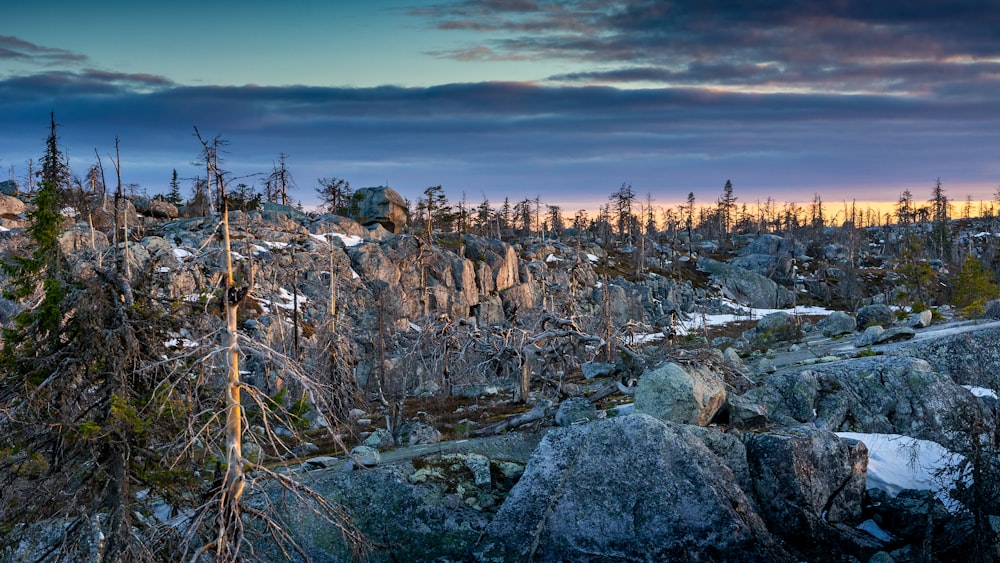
[262,241,290,250]
[962,385,998,399]
[586,253,599,262]
[408,322,423,332]
[680,304,836,332]
[857,519,893,542]
[173,248,193,259]
[164,338,198,348]
[626,332,666,345]
[60,207,78,217]
[252,244,269,255]
[349,267,360,279]
[545,253,562,263]
[231,251,245,261]
[311,232,363,247]
[157,266,171,273]
[836,432,964,510]
[0,225,9,232]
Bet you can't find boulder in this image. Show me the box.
[634,362,726,426]
[744,312,799,347]
[349,445,381,468]
[0,179,17,196]
[700,258,794,308]
[581,361,615,380]
[742,356,977,444]
[479,415,785,562]
[395,420,442,446]
[744,428,869,554]
[57,225,109,254]
[889,325,1000,387]
[817,311,856,337]
[554,397,598,427]
[983,300,1000,320]
[145,198,179,219]
[362,428,394,450]
[350,186,407,233]
[908,309,932,328]
[855,325,885,347]
[856,304,893,331]
[739,234,802,258]
[0,194,26,216]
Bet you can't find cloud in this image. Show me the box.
[0,75,997,207]
[414,1,1000,96]
[0,35,88,66]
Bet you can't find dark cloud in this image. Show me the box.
[2,75,997,207]
[0,35,88,66]
[415,1,1000,96]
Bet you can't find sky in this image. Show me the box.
[2,0,1000,213]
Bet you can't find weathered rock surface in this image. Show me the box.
[554,397,598,427]
[0,194,25,216]
[479,415,786,562]
[744,311,799,348]
[817,310,856,337]
[888,324,1000,387]
[350,186,407,233]
[856,304,894,330]
[743,356,976,444]
[634,362,726,426]
[700,258,794,308]
[744,428,868,554]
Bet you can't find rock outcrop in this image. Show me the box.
[479,415,786,562]
[350,186,407,233]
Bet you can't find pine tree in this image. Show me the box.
[166,168,183,205]
[953,255,1000,316]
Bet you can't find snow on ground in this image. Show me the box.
[624,332,667,345]
[586,253,599,262]
[0,225,9,232]
[676,301,836,335]
[962,385,998,399]
[172,248,193,260]
[164,337,198,348]
[257,287,308,313]
[836,432,964,510]
[310,232,363,248]
[261,240,290,250]
[545,253,562,263]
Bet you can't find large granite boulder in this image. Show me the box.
[699,258,794,309]
[634,362,726,426]
[0,179,17,196]
[742,356,977,445]
[350,186,407,234]
[856,304,894,331]
[816,311,856,337]
[479,415,786,562]
[743,311,799,348]
[744,428,869,554]
[0,194,25,217]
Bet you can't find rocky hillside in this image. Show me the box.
[2,192,1000,561]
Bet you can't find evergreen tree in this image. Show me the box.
[930,178,951,261]
[165,168,183,205]
[953,255,1000,316]
[719,180,736,240]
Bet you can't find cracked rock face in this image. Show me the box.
[479,414,785,562]
[350,186,408,233]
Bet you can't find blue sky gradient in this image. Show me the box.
[2,1,999,211]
